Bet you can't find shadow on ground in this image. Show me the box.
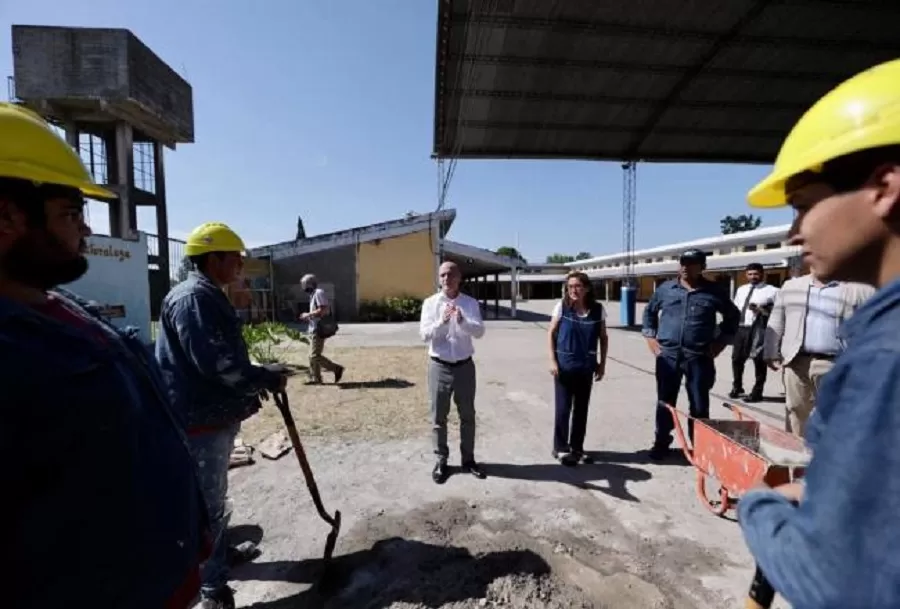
[483,460,652,502]
[337,378,414,390]
[585,449,691,468]
[236,537,577,609]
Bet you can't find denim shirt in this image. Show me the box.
[641,278,740,357]
[155,271,281,429]
[0,291,206,609]
[738,277,900,608]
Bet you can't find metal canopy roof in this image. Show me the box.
[433,0,900,164]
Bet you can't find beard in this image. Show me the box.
[1,230,89,291]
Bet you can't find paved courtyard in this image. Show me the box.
[227,300,791,608]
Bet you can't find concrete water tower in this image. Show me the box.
[10,24,194,292]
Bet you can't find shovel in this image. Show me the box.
[273,390,342,565]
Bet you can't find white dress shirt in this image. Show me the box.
[733,282,779,327]
[419,291,485,362]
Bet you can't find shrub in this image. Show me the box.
[243,321,307,364]
[358,296,423,322]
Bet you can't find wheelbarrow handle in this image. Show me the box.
[723,401,749,421]
[273,391,338,528]
[662,403,696,466]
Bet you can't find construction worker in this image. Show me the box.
[0,103,208,608]
[155,222,288,609]
[737,59,900,607]
[642,249,741,460]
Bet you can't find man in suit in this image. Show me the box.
[764,274,874,437]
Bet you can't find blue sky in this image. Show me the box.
[2,0,794,262]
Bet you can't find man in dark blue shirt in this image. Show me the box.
[641,249,740,460]
[738,59,900,607]
[0,103,207,608]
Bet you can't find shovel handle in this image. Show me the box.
[273,391,338,528]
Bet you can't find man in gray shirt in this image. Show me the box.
[299,274,344,384]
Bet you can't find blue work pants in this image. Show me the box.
[654,352,716,448]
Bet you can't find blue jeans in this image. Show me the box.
[654,353,716,447]
[187,423,240,597]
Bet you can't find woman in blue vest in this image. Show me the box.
[548,271,609,465]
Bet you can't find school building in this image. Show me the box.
[475,224,799,303]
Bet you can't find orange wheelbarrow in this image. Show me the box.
[665,402,811,517]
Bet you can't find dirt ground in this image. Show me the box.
[240,346,440,445]
[224,310,792,609]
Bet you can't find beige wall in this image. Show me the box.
[357,230,435,301]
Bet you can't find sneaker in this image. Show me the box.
[745,390,763,403]
[432,461,449,484]
[551,447,570,461]
[727,388,744,399]
[334,365,345,384]
[462,461,487,479]
[559,453,578,467]
[201,586,235,609]
[576,452,595,465]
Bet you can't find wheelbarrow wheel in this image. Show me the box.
[695,469,732,517]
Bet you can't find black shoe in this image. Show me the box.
[462,461,487,479]
[559,453,578,467]
[432,461,449,484]
[305,378,323,385]
[576,452,595,465]
[201,586,235,609]
[728,388,744,399]
[334,365,345,384]
[551,447,570,461]
[745,390,763,403]
[648,444,671,461]
[227,541,260,567]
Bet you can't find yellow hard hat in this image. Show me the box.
[184,222,246,256]
[748,59,900,208]
[0,102,115,200]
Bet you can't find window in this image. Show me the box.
[764,242,781,250]
[742,245,756,252]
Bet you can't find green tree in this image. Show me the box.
[546,253,575,264]
[720,214,762,234]
[575,251,592,260]
[495,246,525,263]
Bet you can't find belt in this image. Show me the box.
[431,356,472,367]
[799,351,836,360]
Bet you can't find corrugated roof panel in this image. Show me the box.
[434,0,900,161]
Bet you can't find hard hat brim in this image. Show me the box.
[0,160,117,201]
[747,172,788,208]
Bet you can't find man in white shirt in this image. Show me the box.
[729,263,779,402]
[419,261,486,484]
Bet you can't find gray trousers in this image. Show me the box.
[428,357,477,464]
